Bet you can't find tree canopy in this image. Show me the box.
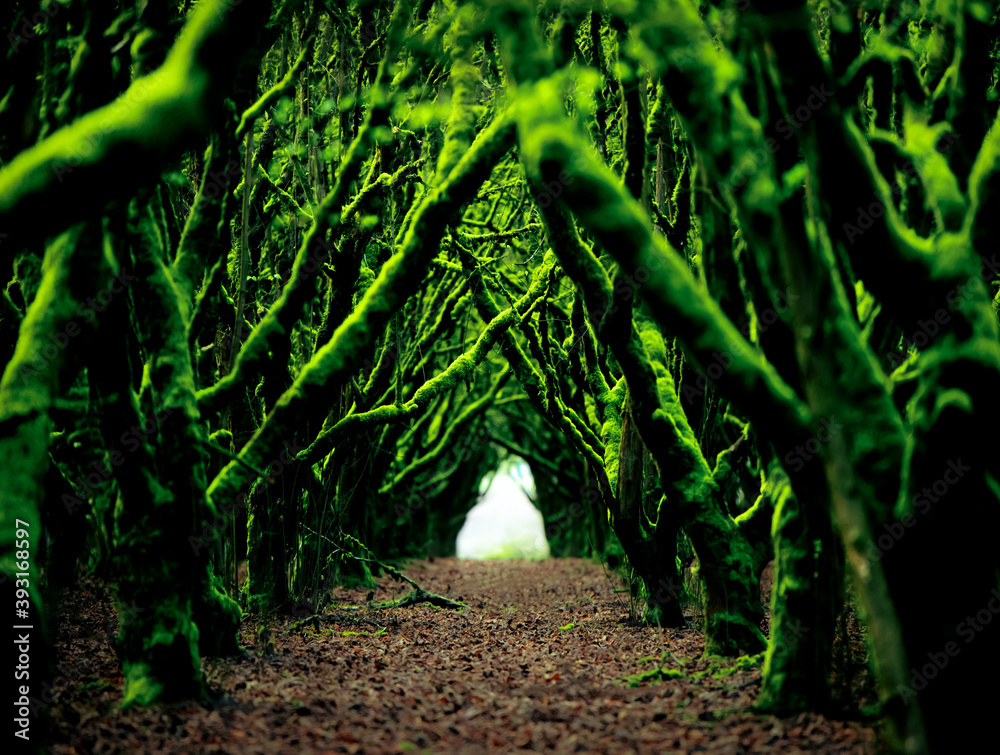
[2,0,999,752]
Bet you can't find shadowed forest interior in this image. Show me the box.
[1,0,999,752]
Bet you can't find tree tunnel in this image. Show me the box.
[456,454,550,560]
[2,1,999,752]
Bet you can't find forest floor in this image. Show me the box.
[46,558,882,753]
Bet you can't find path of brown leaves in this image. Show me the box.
[48,558,880,753]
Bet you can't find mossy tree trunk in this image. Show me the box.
[755,460,843,714]
[0,223,114,740]
[616,396,685,627]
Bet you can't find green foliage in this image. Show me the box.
[1,3,998,749]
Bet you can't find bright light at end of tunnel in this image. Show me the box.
[455,458,550,560]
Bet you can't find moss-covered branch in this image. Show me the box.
[301,250,551,471]
[206,115,516,508]
[527,125,809,447]
[458,244,616,509]
[0,224,114,732]
[198,0,419,416]
[381,365,510,494]
[0,0,274,257]
[236,20,317,140]
[120,202,241,705]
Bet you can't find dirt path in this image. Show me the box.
[48,558,878,753]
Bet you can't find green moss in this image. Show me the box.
[194,568,242,656]
[121,662,166,708]
[434,7,481,184]
[692,652,765,680]
[119,594,202,708]
[756,460,839,714]
[623,667,685,687]
[208,428,233,446]
[0,0,269,230]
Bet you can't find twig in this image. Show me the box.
[304,526,467,610]
[198,438,270,479]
